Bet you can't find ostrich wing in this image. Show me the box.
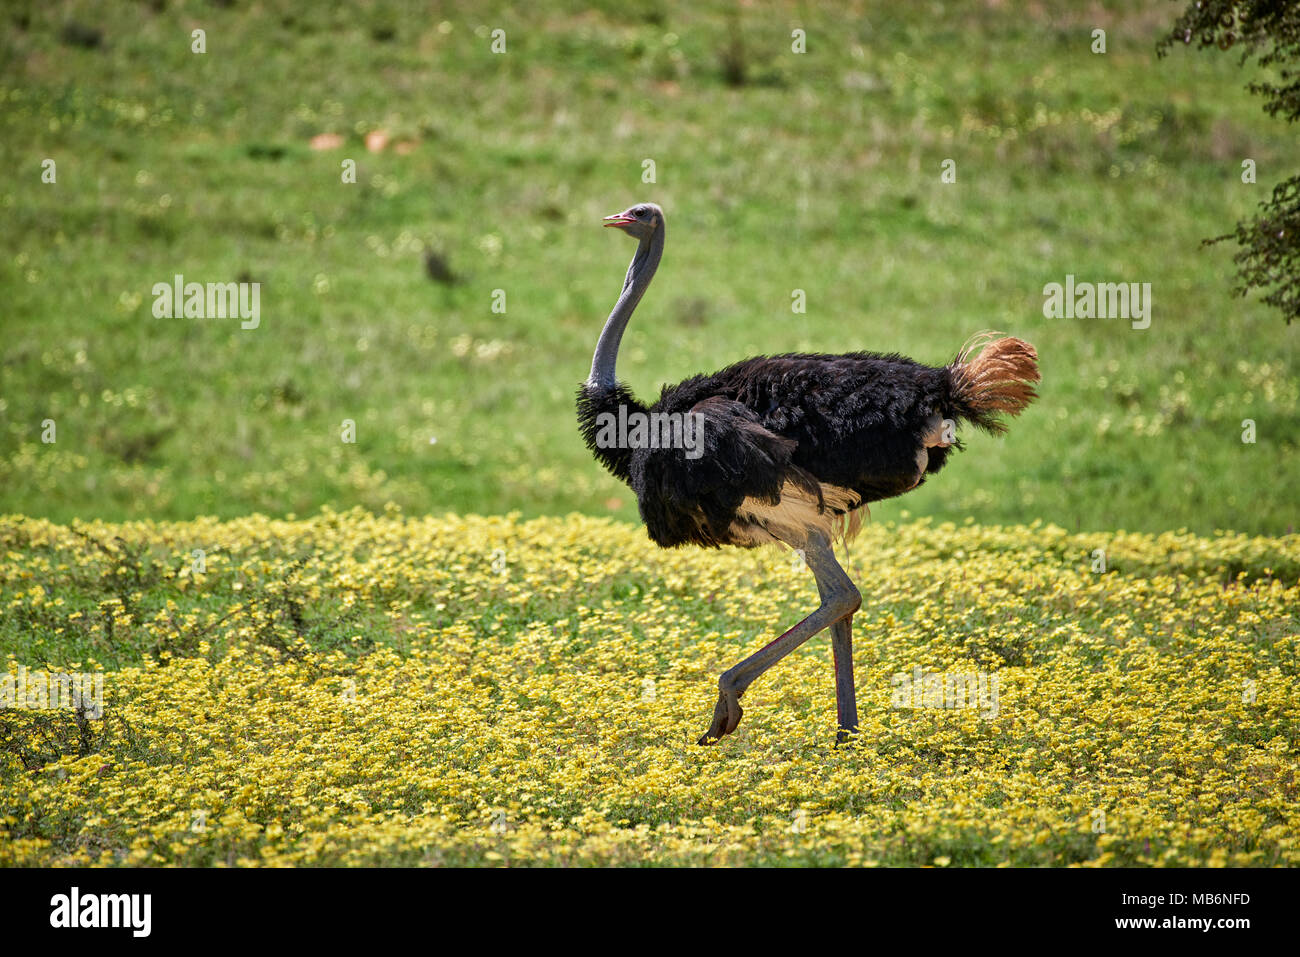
[630,397,853,549]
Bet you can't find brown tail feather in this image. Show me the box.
[947,332,1040,434]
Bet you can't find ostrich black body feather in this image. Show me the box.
[578,349,971,548]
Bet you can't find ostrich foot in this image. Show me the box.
[698,687,744,745]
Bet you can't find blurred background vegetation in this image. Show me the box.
[0,0,1295,534]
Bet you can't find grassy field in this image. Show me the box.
[2,511,1297,866]
[2,2,1298,870]
[0,0,1296,534]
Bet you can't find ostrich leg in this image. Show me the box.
[699,529,861,745]
[814,548,860,743]
[829,617,859,743]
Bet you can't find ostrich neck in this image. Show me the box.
[588,224,664,388]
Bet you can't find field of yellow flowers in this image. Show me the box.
[1,508,1297,867]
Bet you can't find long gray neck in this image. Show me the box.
[588,224,664,388]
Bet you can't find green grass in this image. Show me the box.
[0,0,1296,533]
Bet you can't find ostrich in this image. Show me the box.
[576,202,1039,745]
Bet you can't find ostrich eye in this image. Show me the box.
[634,206,647,216]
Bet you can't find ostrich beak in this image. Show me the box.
[603,212,635,228]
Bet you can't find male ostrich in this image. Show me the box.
[576,203,1039,745]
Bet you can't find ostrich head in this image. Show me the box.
[603,203,663,240]
[586,201,665,388]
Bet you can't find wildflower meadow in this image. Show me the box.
[2,511,1296,866]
